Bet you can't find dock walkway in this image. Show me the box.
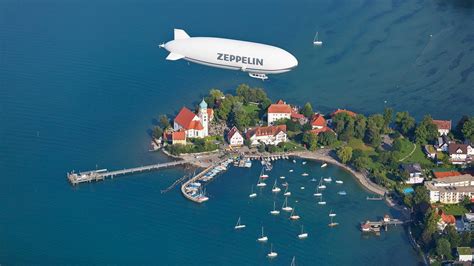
[67,160,187,185]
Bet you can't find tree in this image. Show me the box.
[354,114,367,139]
[152,126,163,139]
[422,209,438,246]
[461,117,474,143]
[229,102,251,130]
[205,89,224,108]
[302,132,318,151]
[383,108,393,133]
[318,131,337,146]
[257,144,265,153]
[367,114,385,133]
[395,111,415,135]
[413,186,430,205]
[435,238,452,260]
[336,146,353,163]
[446,225,461,249]
[460,232,472,247]
[352,156,371,171]
[159,115,170,129]
[301,103,314,118]
[366,127,382,147]
[415,115,438,145]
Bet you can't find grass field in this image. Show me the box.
[348,138,374,152]
[405,145,434,166]
[441,204,468,216]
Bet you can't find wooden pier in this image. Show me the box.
[67,160,188,185]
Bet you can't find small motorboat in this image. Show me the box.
[321,163,327,168]
[279,176,286,180]
[336,180,343,184]
[302,173,309,177]
[323,177,332,182]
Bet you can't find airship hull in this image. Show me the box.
[161,29,298,76]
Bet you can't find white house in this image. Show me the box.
[448,143,473,165]
[462,213,474,232]
[267,100,292,125]
[435,135,451,152]
[457,247,473,262]
[425,174,474,204]
[401,163,424,184]
[227,126,244,146]
[432,119,452,136]
[246,125,287,146]
[174,99,209,138]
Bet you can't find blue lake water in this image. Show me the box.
[1,0,473,264]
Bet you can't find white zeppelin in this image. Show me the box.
[160,29,298,78]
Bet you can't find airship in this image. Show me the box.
[159,29,298,80]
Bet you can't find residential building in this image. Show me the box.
[433,171,462,179]
[311,114,326,129]
[163,130,186,145]
[267,100,292,125]
[246,125,287,146]
[437,210,456,231]
[462,213,474,232]
[457,247,473,262]
[173,99,209,138]
[435,135,451,152]
[424,145,436,159]
[290,111,307,125]
[425,174,474,204]
[401,163,424,184]
[449,143,473,165]
[327,109,357,125]
[432,119,452,136]
[227,126,244,147]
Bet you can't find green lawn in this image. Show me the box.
[441,204,468,216]
[404,145,434,166]
[347,138,374,152]
[395,138,415,159]
[242,104,260,115]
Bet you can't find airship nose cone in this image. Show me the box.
[290,54,298,68]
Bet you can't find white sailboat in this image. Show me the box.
[328,214,339,227]
[257,226,268,242]
[267,243,278,258]
[313,31,323,46]
[270,201,280,215]
[314,185,322,197]
[318,177,326,189]
[234,216,246,229]
[279,176,286,180]
[259,167,269,179]
[301,172,309,177]
[318,194,326,205]
[282,197,293,212]
[289,169,294,173]
[298,225,308,239]
[272,180,281,193]
[321,163,327,168]
[310,177,317,182]
[323,177,332,182]
[257,172,267,187]
[336,180,343,184]
[289,207,300,220]
[283,185,291,196]
[329,210,336,217]
[292,159,296,163]
[338,190,347,196]
[291,256,296,266]
[302,161,307,165]
[249,185,257,198]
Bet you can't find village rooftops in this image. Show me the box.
[433,119,452,130]
[227,126,241,140]
[430,174,474,185]
[174,107,204,130]
[311,114,326,128]
[246,125,287,138]
[268,100,292,114]
[433,171,463,179]
[449,143,470,155]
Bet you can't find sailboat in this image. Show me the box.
[321,163,327,168]
[234,216,246,229]
[323,177,332,182]
[289,169,294,173]
[292,159,296,163]
[310,177,317,182]
[270,201,280,215]
[318,177,326,189]
[249,185,257,198]
[329,210,336,217]
[289,207,300,220]
[267,243,278,258]
[336,180,343,184]
[279,176,286,180]
[283,185,291,196]
[328,214,339,227]
[282,197,293,212]
[313,185,322,197]
[259,167,269,180]
[318,194,327,205]
[302,161,307,165]
[291,256,296,266]
[298,225,308,239]
[257,173,267,187]
[301,172,309,177]
[313,31,323,46]
[257,226,268,242]
[272,180,281,193]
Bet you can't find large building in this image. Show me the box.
[401,163,424,184]
[246,125,287,146]
[432,119,452,136]
[173,100,210,139]
[227,126,244,147]
[267,100,292,125]
[425,174,474,204]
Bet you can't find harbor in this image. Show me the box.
[360,215,408,233]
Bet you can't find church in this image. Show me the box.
[173,99,212,138]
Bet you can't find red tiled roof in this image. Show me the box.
[433,120,452,130]
[441,213,456,224]
[331,109,357,117]
[291,111,305,120]
[207,108,214,118]
[188,120,204,130]
[172,131,186,141]
[268,102,292,114]
[175,107,197,129]
[276,99,285,104]
[227,126,241,140]
[247,125,287,138]
[311,114,326,127]
[310,126,333,135]
[433,171,462,179]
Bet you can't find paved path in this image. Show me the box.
[399,143,417,162]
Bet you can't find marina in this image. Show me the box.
[360,215,408,233]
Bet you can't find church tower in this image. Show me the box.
[198,99,209,137]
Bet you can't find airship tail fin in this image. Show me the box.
[174,29,190,40]
[166,52,185,61]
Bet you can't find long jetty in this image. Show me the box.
[67,160,188,185]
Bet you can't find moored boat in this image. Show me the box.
[234,216,246,230]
